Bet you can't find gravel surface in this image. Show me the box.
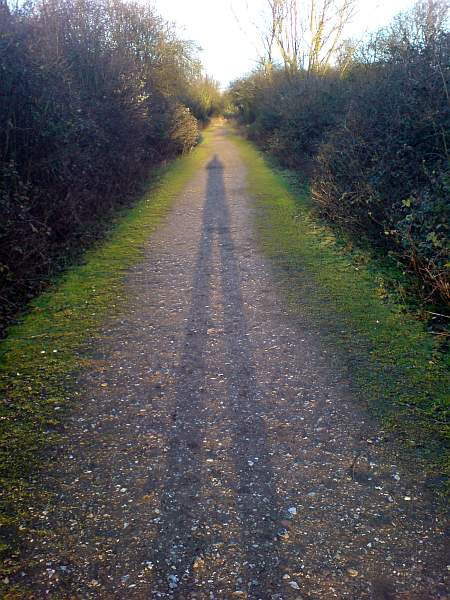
[13,126,448,599]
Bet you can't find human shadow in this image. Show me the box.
[151,155,285,598]
[215,157,287,596]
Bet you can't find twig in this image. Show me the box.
[425,311,450,319]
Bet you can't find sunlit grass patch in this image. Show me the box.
[232,132,449,492]
[0,130,212,572]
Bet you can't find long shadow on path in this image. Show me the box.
[151,156,286,598]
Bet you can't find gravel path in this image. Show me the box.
[15,126,447,599]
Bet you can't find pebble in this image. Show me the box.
[193,557,205,569]
[167,574,179,589]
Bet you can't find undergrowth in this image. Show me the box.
[232,132,449,492]
[0,129,211,573]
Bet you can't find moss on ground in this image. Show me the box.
[232,133,449,490]
[0,129,212,572]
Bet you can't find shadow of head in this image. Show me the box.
[207,154,224,170]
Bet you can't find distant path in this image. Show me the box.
[17,125,447,599]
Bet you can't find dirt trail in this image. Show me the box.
[15,126,447,599]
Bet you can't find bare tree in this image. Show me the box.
[264,0,358,73]
[230,0,278,73]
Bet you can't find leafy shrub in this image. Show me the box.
[230,0,449,303]
[0,0,221,335]
[230,70,347,166]
[183,75,224,124]
[313,4,450,300]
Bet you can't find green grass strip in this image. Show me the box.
[232,133,449,489]
[0,129,212,567]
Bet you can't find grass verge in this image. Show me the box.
[232,132,449,492]
[0,128,212,573]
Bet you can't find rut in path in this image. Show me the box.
[16,126,447,599]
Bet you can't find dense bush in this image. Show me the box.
[0,0,221,335]
[230,0,449,302]
[231,69,347,166]
[184,75,224,124]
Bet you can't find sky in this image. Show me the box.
[151,0,417,88]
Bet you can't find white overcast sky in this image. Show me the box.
[151,0,417,88]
